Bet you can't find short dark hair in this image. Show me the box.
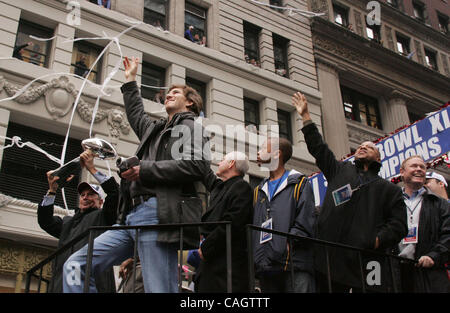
[269,137,292,165]
[168,84,203,116]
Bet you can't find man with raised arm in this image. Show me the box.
[63,57,210,293]
[292,92,407,292]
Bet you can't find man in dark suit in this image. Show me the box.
[196,151,254,292]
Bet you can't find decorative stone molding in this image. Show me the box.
[347,121,384,145]
[0,239,53,283]
[414,40,424,65]
[388,90,412,102]
[441,53,450,77]
[0,192,70,216]
[384,26,395,51]
[313,35,368,66]
[0,76,130,141]
[354,11,364,37]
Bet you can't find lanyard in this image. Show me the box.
[405,198,423,223]
[351,174,379,193]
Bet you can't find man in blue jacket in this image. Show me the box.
[253,137,316,292]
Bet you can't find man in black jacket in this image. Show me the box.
[397,155,450,292]
[292,92,408,292]
[196,151,253,292]
[38,149,118,292]
[64,57,210,293]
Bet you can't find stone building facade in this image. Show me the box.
[0,0,322,292]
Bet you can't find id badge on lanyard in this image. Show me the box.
[402,223,419,244]
[332,184,353,206]
[260,218,273,244]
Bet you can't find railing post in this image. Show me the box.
[357,252,366,293]
[289,239,295,292]
[25,272,32,293]
[325,247,332,293]
[226,223,232,293]
[179,226,184,293]
[132,228,139,293]
[83,229,95,293]
[37,267,43,293]
[387,256,398,293]
[246,225,255,293]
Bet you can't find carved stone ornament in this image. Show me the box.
[312,35,368,66]
[0,76,130,141]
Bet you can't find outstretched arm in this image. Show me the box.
[293,92,340,180]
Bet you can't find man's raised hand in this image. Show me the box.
[123,56,139,82]
[292,92,311,122]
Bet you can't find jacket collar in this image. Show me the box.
[354,159,382,175]
[260,169,304,200]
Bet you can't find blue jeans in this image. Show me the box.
[63,197,178,293]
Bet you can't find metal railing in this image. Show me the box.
[25,221,425,293]
[25,221,232,293]
[246,225,425,293]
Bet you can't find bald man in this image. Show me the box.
[292,92,407,292]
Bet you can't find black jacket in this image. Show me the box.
[394,189,450,292]
[119,81,210,249]
[196,172,253,292]
[302,122,408,289]
[252,170,316,274]
[37,176,119,293]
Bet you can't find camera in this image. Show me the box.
[116,156,140,173]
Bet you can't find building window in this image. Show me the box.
[333,3,349,27]
[437,13,449,35]
[13,20,53,67]
[0,123,83,208]
[366,19,381,43]
[341,86,382,129]
[144,0,167,30]
[408,110,424,124]
[412,1,426,22]
[186,77,207,117]
[269,0,284,13]
[386,0,398,8]
[70,41,103,83]
[244,98,260,131]
[141,62,166,103]
[244,22,261,67]
[396,33,410,56]
[184,2,207,46]
[424,48,438,71]
[89,0,111,9]
[273,34,289,78]
[277,109,293,142]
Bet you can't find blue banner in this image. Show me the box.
[309,106,450,207]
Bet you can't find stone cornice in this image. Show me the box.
[311,17,450,89]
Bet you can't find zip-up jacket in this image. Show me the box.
[252,170,316,274]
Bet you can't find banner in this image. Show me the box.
[309,105,450,207]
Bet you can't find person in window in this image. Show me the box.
[153,20,164,31]
[29,44,42,66]
[184,25,195,42]
[97,0,111,9]
[75,55,89,78]
[13,41,33,61]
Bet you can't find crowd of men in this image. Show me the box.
[37,58,449,293]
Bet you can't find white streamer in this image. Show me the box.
[0,135,61,164]
[249,0,325,18]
